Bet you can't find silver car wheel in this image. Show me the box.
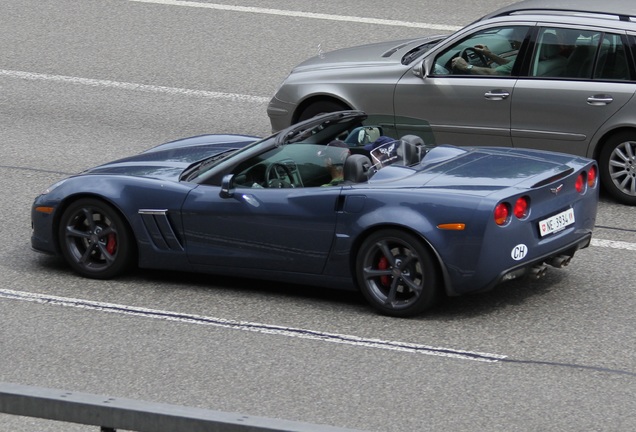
[608,140,636,198]
[297,100,349,123]
[600,133,636,205]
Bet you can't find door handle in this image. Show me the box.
[587,94,613,106]
[484,90,510,100]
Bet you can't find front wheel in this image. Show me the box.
[599,132,636,205]
[297,100,349,123]
[356,229,441,317]
[58,198,135,279]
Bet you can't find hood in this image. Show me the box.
[293,36,443,72]
[370,146,578,194]
[82,134,259,181]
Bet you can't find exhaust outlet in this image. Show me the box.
[548,255,571,268]
[530,264,548,279]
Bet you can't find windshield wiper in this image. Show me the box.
[180,149,237,181]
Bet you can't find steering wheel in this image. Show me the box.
[265,162,294,188]
[460,47,489,67]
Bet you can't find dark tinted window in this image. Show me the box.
[531,27,631,81]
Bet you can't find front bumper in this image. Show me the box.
[31,201,58,255]
[266,97,296,133]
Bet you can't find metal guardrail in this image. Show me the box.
[0,382,364,432]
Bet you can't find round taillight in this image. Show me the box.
[588,165,597,188]
[514,196,529,219]
[494,203,510,226]
[575,172,585,193]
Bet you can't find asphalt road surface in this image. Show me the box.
[1,1,635,431]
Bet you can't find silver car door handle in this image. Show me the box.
[484,90,510,100]
[587,94,613,106]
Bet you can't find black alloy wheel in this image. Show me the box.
[58,198,134,279]
[356,229,440,317]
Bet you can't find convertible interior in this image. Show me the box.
[232,129,428,189]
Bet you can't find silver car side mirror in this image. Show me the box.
[412,60,428,79]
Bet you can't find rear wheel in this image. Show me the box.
[297,100,350,123]
[58,198,134,279]
[599,132,636,205]
[356,229,441,317]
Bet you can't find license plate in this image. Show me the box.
[539,208,575,237]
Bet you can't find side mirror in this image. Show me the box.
[219,174,235,198]
[412,60,427,79]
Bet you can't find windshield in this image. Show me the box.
[180,149,239,181]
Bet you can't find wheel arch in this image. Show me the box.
[348,223,452,297]
[52,193,139,261]
[292,95,353,124]
[591,126,636,161]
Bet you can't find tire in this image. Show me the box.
[355,229,441,317]
[599,132,636,205]
[58,198,135,279]
[297,100,350,123]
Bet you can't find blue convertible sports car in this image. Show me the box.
[32,111,599,317]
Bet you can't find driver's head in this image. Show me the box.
[318,140,350,167]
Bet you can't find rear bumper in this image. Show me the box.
[482,232,592,292]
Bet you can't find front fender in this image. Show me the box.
[32,175,195,256]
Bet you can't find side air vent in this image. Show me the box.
[138,209,184,251]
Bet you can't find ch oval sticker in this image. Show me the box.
[511,244,528,261]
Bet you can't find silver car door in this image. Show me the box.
[511,27,635,155]
[394,74,515,146]
[394,25,532,147]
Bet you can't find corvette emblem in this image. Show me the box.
[550,184,564,195]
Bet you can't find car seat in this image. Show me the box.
[343,154,372,183]
[399,135,425,165]
[564,44,595,78]
[534,32,567,77]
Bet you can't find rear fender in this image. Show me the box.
[339,203,466,296]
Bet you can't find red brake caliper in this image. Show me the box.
[106,233,117,255]
[378,256,390,286]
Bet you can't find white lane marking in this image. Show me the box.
[0,69,270,104]
[591,238,636,251]
[0,288,506,363]
[128,0,462,32]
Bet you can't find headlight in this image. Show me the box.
[42,179,68,195]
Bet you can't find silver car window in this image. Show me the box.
[532,27,632,81]
[431,25,530,76]
[595,34,631,80]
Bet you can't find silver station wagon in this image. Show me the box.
[267,0,636,205]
